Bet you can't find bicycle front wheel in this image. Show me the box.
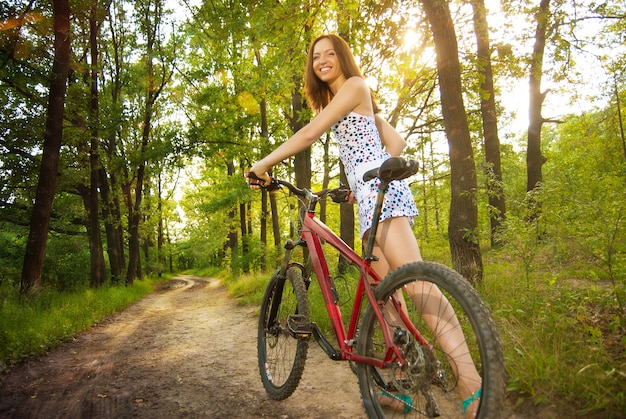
[257,266,310,400]
[357,262,506,418]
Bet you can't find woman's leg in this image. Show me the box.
[369,217,482,418]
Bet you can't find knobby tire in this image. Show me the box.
[357,261,506,418]
[257,267,310,400]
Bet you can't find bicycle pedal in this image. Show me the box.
[287,314,311,338]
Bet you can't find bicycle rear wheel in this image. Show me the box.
[258,266,310,400]
[357,262,506,418]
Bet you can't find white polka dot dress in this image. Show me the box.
[332,112,418,238]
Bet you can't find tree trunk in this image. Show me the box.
[422,0,484,285]
[471,0,506,247]
[288,84,312,265]
[157,172,164,277]
[100,14,126,283]
[270,193,280,247]
[320,135,331,223]
[99,165,126,283]
[240,199,248,273]
[337,11,355,272]
[226,161,238,271]
[20,0,71,295]
[260,189,267,271]
[291,89,311,191]
[127,0,165,284]
[527,0,550,194]
[126,134,148,285]
[125,189,142,285]
[255,66,270,267]
[88,1,106,287]
[615,75,626,161]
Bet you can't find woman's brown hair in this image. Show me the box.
[304,34,379,114]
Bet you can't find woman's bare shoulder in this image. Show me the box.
[337,76,371,101]
[343,76,369,89]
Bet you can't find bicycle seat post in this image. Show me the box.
[363,180,390,262]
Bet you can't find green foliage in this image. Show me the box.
[178,164,253,269]
[0,224,92,291]
[495,194,543,288]
[483,107,626,416]
[1,0,625,414]
[540,112,626,309]
[0,225,27,288]
[41,234,91,291]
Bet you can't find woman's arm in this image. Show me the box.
[375,115,406,157]
[249,77,373,183]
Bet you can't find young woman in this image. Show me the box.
[247,34,482,418]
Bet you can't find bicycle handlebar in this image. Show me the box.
[247,157,419,203]
[246,171,350,203]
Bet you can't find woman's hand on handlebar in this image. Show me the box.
[326,188,356,204]
[246,164,272,189]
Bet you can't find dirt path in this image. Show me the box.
[0,276,364,418]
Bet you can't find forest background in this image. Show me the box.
[1,0,625,417]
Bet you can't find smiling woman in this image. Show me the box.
[246,33,492,418]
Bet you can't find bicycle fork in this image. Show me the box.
[268,239,312,340]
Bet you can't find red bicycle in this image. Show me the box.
[253,157,505,418]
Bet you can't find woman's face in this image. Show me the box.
[312,37,344,85]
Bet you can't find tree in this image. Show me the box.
[470,0,506,246]
[526,0,550,196]
[421,0,484,284]
[125,0,173,285]
[86,0,107,287]
[541,110,626,309]
[336,3,355,271]
[614,72,626,160]
[20,0,72,294]
[98,0,129,283]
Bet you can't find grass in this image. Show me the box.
[226,272,269,306]
[482,259,626,418]
[0,277,163,369]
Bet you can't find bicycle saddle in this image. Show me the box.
[362,157,419,183]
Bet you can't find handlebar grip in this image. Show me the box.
[246,171,281,192]
[328,188,351,203]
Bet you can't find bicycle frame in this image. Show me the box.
[255,158,506,417]
[277,195,420,370]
